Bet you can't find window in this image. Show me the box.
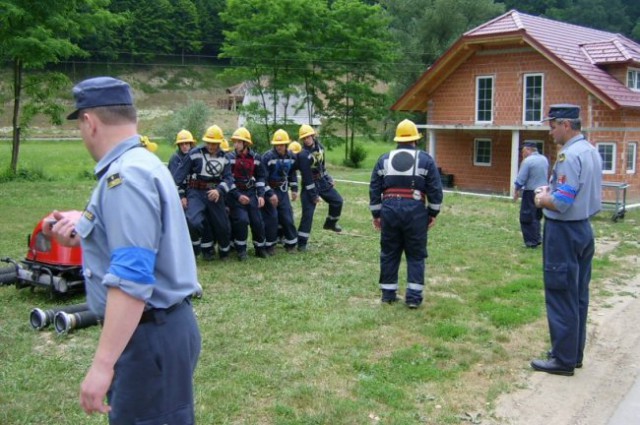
[476,76,494,123]
[524,140,545,155]
[628,69,640,92]
[523,74,544,123]
[474,138,492,166]
[627,142,637,174]
[597,143,616,174]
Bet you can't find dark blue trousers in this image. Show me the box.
[379,199,429,305]
[543,218,594,367]
[229,190,266,253]
[185,189,231,257]
[298,178,343,246]
[108,300,201,425]
[520,190,543,246]
[262,190,298,249]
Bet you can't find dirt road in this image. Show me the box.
[491,251,640,425]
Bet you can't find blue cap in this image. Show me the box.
[520,141,537,149]
[541,104,580,122]
[67,77,133,120]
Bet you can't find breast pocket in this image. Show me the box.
[544,262,568,290]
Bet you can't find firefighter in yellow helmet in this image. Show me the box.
[296,124,343,251]
[261,129,299,254]
[288,140,302,154]
[172,125,234,261]
[227,127,268,260]
[369,119,443,308]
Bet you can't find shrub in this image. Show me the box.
[156,101,211,145]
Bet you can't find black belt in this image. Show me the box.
[139,298,188,324]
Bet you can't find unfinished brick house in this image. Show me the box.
[392,9,640,204]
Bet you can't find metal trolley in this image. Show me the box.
[601,182,629,222]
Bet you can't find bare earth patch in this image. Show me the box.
[489,245,640,425]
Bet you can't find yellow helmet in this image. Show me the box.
[220,139,231,152]
[271,129,291,145]
[175,129,196,145]
[298,124,315,140]
[202,125,225,144]
[140,136,158,153]
[231,127,253,145]
[393,119,422,143]
[288,141,302,154]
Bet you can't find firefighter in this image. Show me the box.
[262,129,299,254]
[369,119,443,308]
[288,140,302,155]
[168,130,216,259]
[227,127,268,260]
[296,124,343,251]
[173,125,233,261]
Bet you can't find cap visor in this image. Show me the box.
[67,109,80,120]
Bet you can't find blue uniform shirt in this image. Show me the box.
[515,152,549,191]
[544,134,602,221]
[75,136,200,316]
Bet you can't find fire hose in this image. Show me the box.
[29,303,100,334]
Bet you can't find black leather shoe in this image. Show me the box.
[547,351,582,368]
[381,296,399,304]
[530,358,574,376]
[405,302,420,309]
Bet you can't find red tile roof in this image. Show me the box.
[392,10,640,111]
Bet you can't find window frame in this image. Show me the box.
[597,142,616,174]
[627,142,637,174]
[475,75,494,124]
[522,73,544,124]
[474,138,492,166]
[628,68,640,92]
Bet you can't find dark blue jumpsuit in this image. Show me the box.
[262,147,299,251]
[169,149,215,257]
[297,139,343,248]
[369,145,443,306]
[227,149,267,256]
[173,145,233,259]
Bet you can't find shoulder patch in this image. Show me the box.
[558,153,566,162]
[107,173,123,189]
[82,210,95,222]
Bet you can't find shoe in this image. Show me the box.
[297,245,308,252]
[547,350,582,368]
[381,296,399,304]
[530,358,574,376]
[202,251,214,261]
[266,246,276,256]
[405,302,420,309]
[255,249,268,259]
[285,245,296,253]
[323,219,343,233]
[238,252,248,262]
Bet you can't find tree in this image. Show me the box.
[321,0,398,162]
[0,0,121,174]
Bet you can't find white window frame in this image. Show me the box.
[628,68,640,92]
[474,138,492,166]
[597,142,616,174]
[627,142,637,174]
[475,76,494,124]
[522,73,544,124]
[525,139,545,155]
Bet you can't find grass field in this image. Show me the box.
[0,140,638,424]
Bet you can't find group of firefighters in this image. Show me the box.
[169,124,344,261]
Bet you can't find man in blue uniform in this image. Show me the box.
[297,124,343,251]
[531,104,602,376]
[369,119,443,309]
[513,141,549,248]
[173,124,234,261]
[227,127,268,260]
[262,129,299,254]
[44,77,201,423]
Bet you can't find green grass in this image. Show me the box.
[0,140,638,424]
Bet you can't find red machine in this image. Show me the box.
[1,217,84,296]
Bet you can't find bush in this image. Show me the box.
[156,101,211,145]
[345,144,368,169]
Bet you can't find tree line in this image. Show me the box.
[1,0,639,173]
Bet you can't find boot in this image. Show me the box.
[323,217,342,233]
